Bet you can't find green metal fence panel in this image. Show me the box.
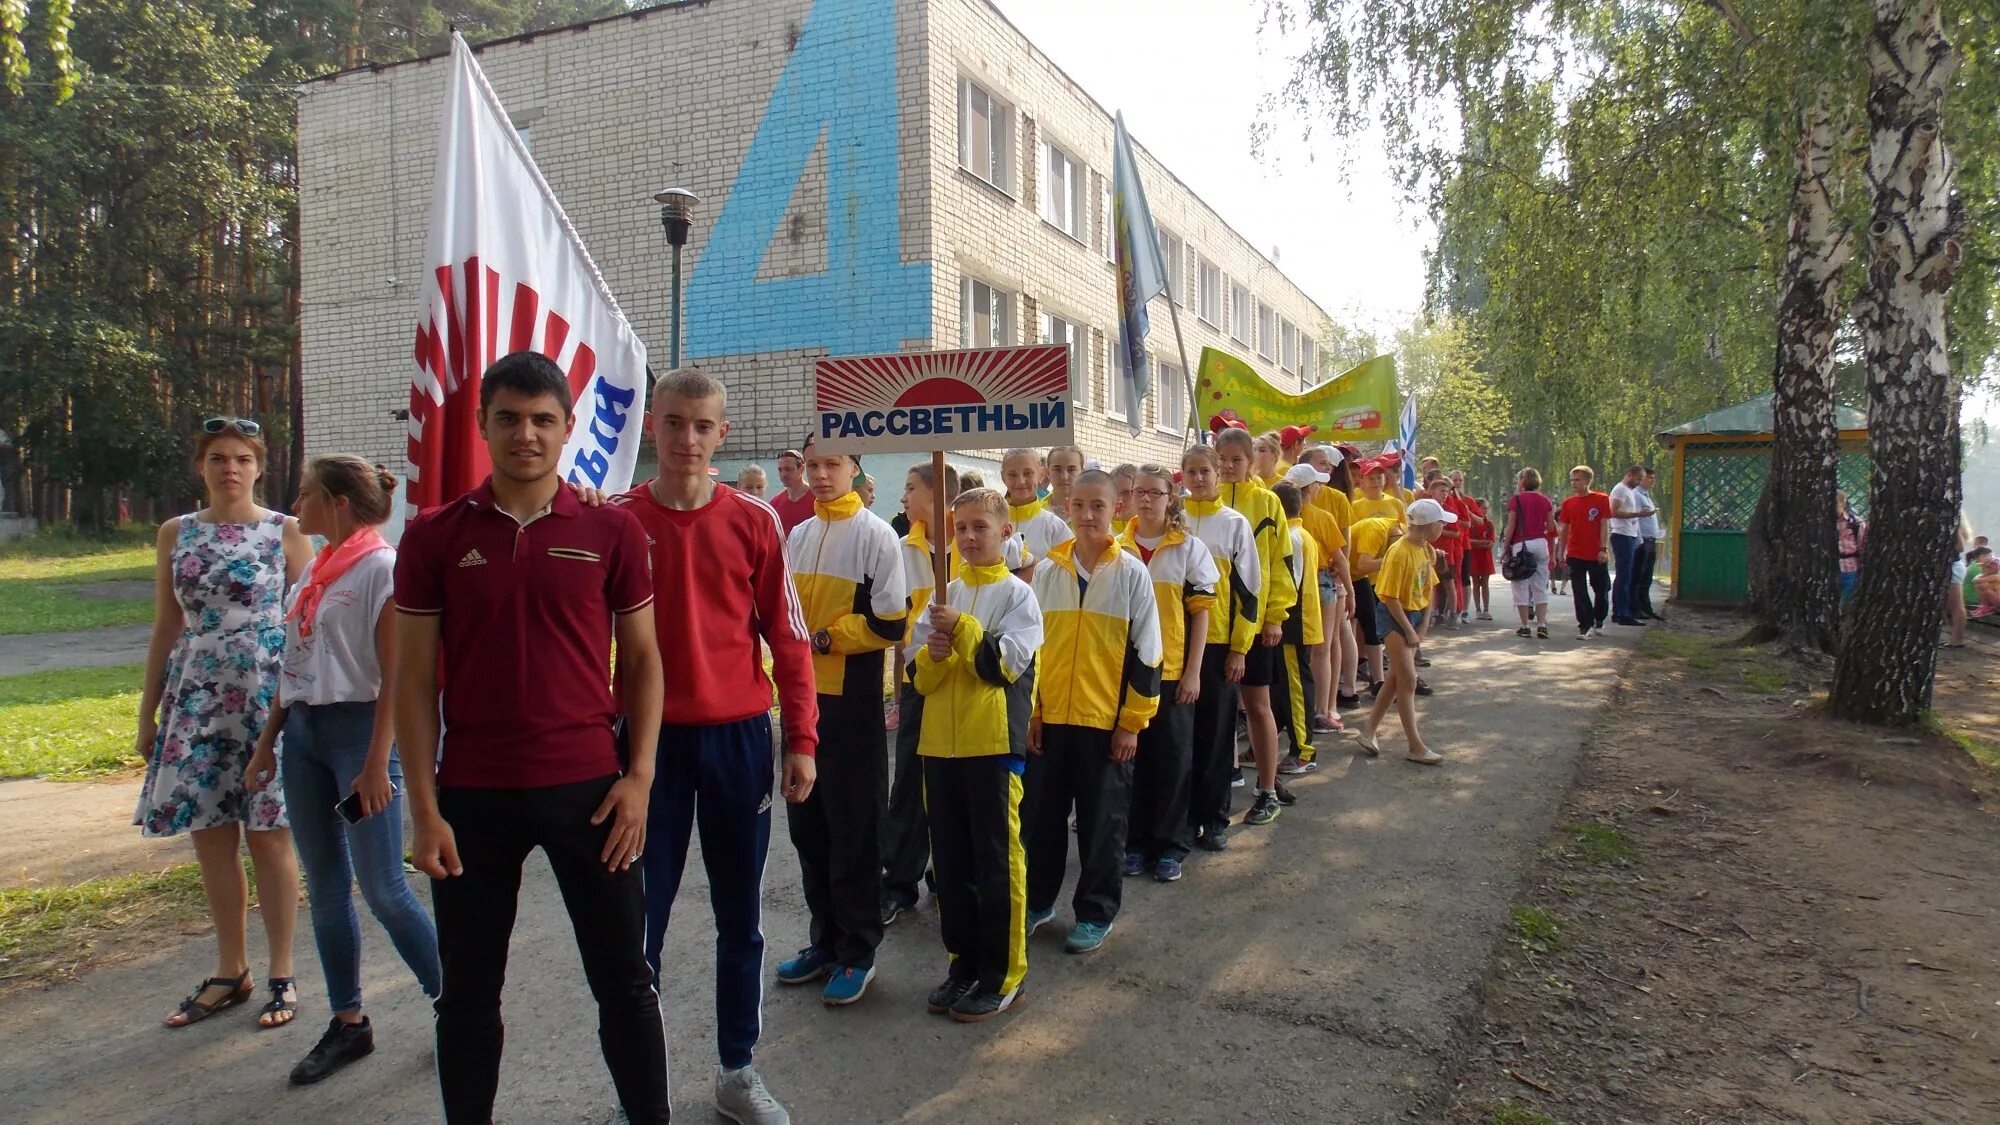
[1680,440,1871,534]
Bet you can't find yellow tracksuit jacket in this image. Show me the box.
[1285,520,1325,647]
[786,490,909,696]
[1116,524,1219,684]
[1184,498,1260,655]
[1029,539,1163,734]
[908,562,1042,758]
[1222,480,1296,633]
[899,521,1026,645]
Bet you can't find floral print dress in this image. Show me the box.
[133,513,291,837]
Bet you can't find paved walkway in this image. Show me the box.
[0,602,1648,1124]
[0,624,150,677]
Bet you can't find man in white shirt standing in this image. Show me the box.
[1634,468,1665,621]
[1606,465,1654,627]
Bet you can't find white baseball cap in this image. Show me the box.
[1407,498,1459,526]
[1283,463,1330,489]
[1307,443,1345,465]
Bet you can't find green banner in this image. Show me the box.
[1194,348,1400,442]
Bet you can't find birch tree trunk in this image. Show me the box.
[1830,0,1967,725]
[1748,101,1852,653]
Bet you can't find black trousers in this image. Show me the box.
[433,776,669,1125]
[1269,643,1315,759]
[923,755,1028,995]
[1187,646,1242,838]
[1024,724,1132,925]
[1635,539,1659,614]
[1568,557,1611,628]
[1130,691,1194,862]
[787,691,885,967]
[880,682,929,906]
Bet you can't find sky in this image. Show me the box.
[989,0,1430,339]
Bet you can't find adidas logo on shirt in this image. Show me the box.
[458,548,487,568]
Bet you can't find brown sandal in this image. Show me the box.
[166,971,251,1027]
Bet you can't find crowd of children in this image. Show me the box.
[776,422,1494,1026]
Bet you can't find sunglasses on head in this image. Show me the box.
[201,417,261,436]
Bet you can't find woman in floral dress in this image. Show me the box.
[134,419,313,1029]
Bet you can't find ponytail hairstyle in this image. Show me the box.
[1135,463,1186,534]
[308,454,398,526]
[1182,443,1219,473]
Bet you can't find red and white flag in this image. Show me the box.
[406,32,647,515]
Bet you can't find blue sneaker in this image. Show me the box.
[1026,907,1055,937]
[1153,857,1183,883]
[1121,851,1145,877]
[1065,921,1113,954]
[775,946,836,985]
[821,964,875,1006]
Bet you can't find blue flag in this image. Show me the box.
[1397,393,1419,490]
[1111,112,1168,438]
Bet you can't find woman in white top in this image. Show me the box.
[246,455,440,1086]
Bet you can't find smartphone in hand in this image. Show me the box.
[335,790,367,825]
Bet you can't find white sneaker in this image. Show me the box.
[1459,612,1471,625]
[717,1065,790,1125]
[1590,626,1606,638]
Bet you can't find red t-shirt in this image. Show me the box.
[769,488,816,535]
[1440,494,1473,561]
[394,479,654,789]
[1558,491,1612,561]
[614,481,819,757]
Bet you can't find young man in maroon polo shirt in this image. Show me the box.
[394,351,668,1125]
[769,448,815,534]
[611,368,817,1125]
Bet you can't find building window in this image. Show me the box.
[1230,283,1251,346]
[959,78,1015,193]
[1156,357,1186,435]
[1197,257,1221,326]
[1040,141,1083,240]
[1099,183,1115,263]
[1281,320,1298,372]
[1159,230,1184,304]
[961,276,1015,347]
[1257,302,1276,360]
[1301,338,1317,384]
[1106,343,1130,421]
[1042,311,1087,413]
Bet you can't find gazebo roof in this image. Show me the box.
[1656,392,1868,446]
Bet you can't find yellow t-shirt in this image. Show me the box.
[1300,503,1345,566]
[1351,493,1406,525]
[1375,535,1436,611]
[1312,485,1354,532]
[1348,516,1400,564]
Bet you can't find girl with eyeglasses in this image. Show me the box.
[135,418,312,1031]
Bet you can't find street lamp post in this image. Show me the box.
[653,186,700,370]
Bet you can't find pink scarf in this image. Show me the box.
[286,527,388,637]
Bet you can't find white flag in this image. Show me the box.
[407,32,648,513]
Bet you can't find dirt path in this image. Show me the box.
[0,777,181,889]
[1447,610,2000,1124]
[0,610,1644,1124]
[0,624,150,677]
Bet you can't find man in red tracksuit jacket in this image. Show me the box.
[612,367,818,1125]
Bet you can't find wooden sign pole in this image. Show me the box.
[930,449,950,608]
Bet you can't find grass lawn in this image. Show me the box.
[0,860,256,985]
[0,526,157,635]
[0,664,146,780]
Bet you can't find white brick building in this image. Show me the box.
[298,0,1334,479]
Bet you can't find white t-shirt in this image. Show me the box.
[1608,482,1643,538]
[280,547,395,706]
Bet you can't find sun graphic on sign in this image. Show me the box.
[815,345,1071,413]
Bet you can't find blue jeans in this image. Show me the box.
[281,701,441,1013]
[1610,533,1640,620]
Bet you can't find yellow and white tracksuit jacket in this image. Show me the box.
[908,563,1042,759]
[1285,520,1325,647]
[1030,540,1163,734]
[899,522,1026,645]
[1184,498,1261,656]
[786,490,909,696]
[1116,525,1219,684]
[1008,496,1075,564]
[1222,480,1296,634]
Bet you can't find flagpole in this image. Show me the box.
[1162,296,1200,450]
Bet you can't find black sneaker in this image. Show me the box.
[1195,825,1230,852]
[289,1017,375,1085]
[926,975,977,1015]
[949,986,1022,1023]
[880,892,916,928]
[1244,791,1281,826]
[1337,692,1361,710]
[1273,781,1298,806]
[1415,679,1434,697]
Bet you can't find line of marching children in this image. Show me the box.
[778,423,1459,1026]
